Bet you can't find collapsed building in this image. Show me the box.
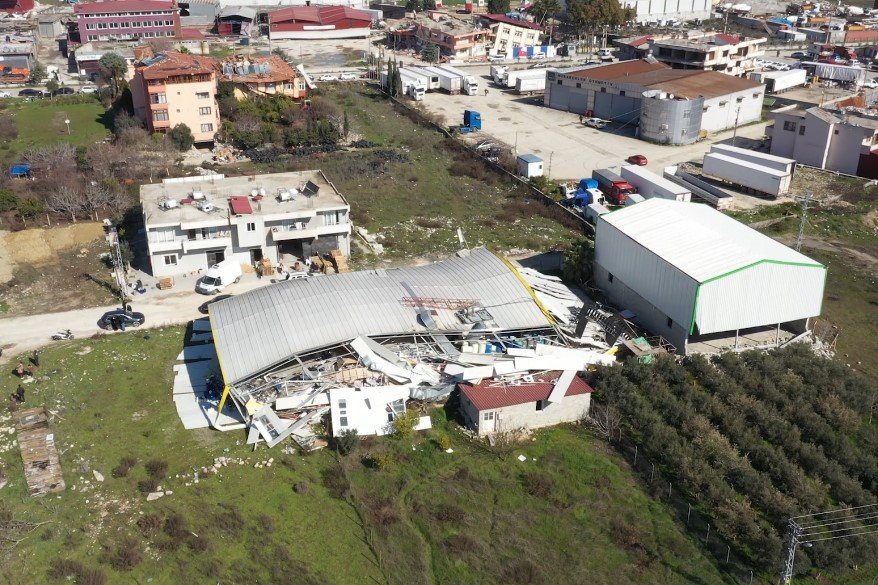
[200,247,631,448]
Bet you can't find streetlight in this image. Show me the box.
[64,118,70,135]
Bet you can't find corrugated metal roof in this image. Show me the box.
[567,59,667,80]
[460,372,593,411]
[598,199,823,284]
[210,248,552,383]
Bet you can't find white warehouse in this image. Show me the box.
[594,199,826,353]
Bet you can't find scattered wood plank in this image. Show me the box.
[14,408,65,497]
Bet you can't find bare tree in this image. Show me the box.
[83,182,128,219]
[45,183,84,222]
[588,402,622,442]
[24,143,76,172]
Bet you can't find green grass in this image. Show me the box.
[237,86,582,262]
[0,329,734,585]
[0,98,111,163]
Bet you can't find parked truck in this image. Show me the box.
[702,153,791,198]
[585,202,611,224]
[709,144,795,175]
[381,69,427,100]
[503,68,549,89]
[748,68,807,93]
[515,74,548,94]
[620,165,691,202]
[560,178,607,211]
[436,65,480,95]
[403,67,441,90]
[592,168,636,205]
[490,64,508,85]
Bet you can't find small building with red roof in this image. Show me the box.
[458,372,593,435]
[268,6,372,41]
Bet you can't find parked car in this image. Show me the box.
[529,62,547,69]
[79,85,98,94]
[862,78,878,89]
[317,74,339,82]
[18,88,45,98]
[339,72,358,81]
[626,154,648,166]
[198,294,233,314]
[0,91,10,98]
[791,51,808,60]
[56,87,76,95]
[585,117,608,129]
[99,309,146,330]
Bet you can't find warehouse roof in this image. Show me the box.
[268,5,372,25]
[567,59,666,80]
[209,248,553,383]
[599,199,823,283]
[460,372,593,411]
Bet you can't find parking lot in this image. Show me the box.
[419,64,771,181]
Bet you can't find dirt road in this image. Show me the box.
[0,278,272,363]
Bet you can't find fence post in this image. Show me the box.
[668,482,672,499]
[705,523,710,543]
[725,545,730,564]
[650,462,655,482]
[633,444,638,465]
[687,503,691,525]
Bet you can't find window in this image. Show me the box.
[200,123,213,132]
[799,125,806,135]
[246,222,256,232]
[536,400,544,411]
[683,111,690,119]
[719,101,727,107]
[338,399,347,409]
[196,91,210,99]
[620,90,626,96]
[576,82,581,88]
[298,81,306,91]
[667,317,673,328]
[736,96,744,103]
[483,412,494,421]
[198,106,212,115]
[783,121,797,132]
[608,273,614,283]
[322,211,340,226]
[266,82,276,91]
[163,254,177,266]
[557,79,562,85]
[753,92,761,99]
[339,416,348,427]
[834,129,839,135]
[165,19,173,25]
[153,111,169,122]
[150,93,166,104]
[600,87,607,93]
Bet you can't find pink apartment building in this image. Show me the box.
[75,0,181,43]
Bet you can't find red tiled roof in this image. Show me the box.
[625,35,652,48]
[460,372,593,411]
[269,5,372,25]
[229,196,253,215]
[217,54,299,84]
[481,13,543,31]
[137,51,216,80]
[714,33,743,45]
[567,59,668,80]
[179,27,205,40]
[75,0,175,15]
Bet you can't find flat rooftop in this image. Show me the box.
[140,171,348,225]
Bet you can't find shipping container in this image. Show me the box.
[620,165,691,202]
[702,153,792,197]
[709,144,795,175]
[503,68,549,88]
[515,75,547,94]
[436,64,479,95]
[423,66,463,94]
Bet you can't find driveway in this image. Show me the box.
[0,276,273,362]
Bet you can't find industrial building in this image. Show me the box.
[594,199,826,354]
[544,59,765,145]
[74,0,181,43]
[267,6,372,40]
[624,0,712,24]
[768,105,878,179]
[140,171,351,278]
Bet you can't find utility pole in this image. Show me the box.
[107,225,129,307]
[732,105,741,146]
[780,520,803,585]
[795,191,813,252]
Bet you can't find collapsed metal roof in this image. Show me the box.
[209,248,552,384]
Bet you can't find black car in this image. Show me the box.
[198,294,233,314]
[18,88,46,98]
[99,309,146,330]
[56,87,76,95]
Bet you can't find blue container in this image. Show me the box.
[239,37,250,46]
[578,178,598,191]
[463,110,482,130]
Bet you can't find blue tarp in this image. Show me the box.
[9,164,31,177]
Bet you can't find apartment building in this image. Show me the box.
[767,105,878,179]
[74,0,181,43]
[217,54,307,100]
[130,50,220,143]
[620,33,766,76]
[140,171,352,278]
[479,14,542,57]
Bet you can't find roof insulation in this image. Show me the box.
[209,248,552,384]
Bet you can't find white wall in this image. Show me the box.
[700,86,764,133]
[459,390,591,435]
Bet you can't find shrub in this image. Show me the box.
[0,188,18,213]
[187,534,211,553]
[163,513,189,539]
[145,459,168,480]
[166,123,194,151]
[364,451,394,471]
[108,536,143,571]
[522,471,555,499]
[0,113,17,141]
[136,477,159,494]
[16,197,44,218]
[434,504,465,524]
[366,497,398,527]
[321,466,349,500]
[136,513,162,537]
[48,559,107,585]
[392,410,421,439]
[112,456,137,478]
[334,428,360,455]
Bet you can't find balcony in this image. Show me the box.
[148,237,183,253]
[147,83,166,93]
[183,235,232,253]
[270,222,350,242]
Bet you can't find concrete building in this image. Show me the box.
[647,34,766,76]
[74,0,181,43]
[37,12,72,39]
[217,54,307,100]
[268,6,372,41]
[479,13,543,57]
[216,5,255,36]
[399,14,492,60]
[594,199,826,354]
[130,50,220,143]
[544,59,765,145]
[140,171,352,278]
[0,0,32,13]
[623,0,712,25]
[459,373,593,435]
[767,105,878,179]
[73,42,136,79]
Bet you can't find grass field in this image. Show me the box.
[0,329,736,585]
[233,86,583,264]
[0,98,111,163]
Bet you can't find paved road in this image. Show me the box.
[0,276,273,363]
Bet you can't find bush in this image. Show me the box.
[366,496,398,527]
[136,513,162,537]
[107,536,143,571]
[392,410,421,439]
[522,471,555,498]
[48,559,107,585]
[434,504,465,524]
[334,428,360,455]
[321,466,349,500]
[163,513,189,539]
[0,188,18,213]
[145,459,168,480]
[112,456,137,478]
[0,113,17,141]
[16,197,44,218]
[136,477,159,494]
[363,451,394,471]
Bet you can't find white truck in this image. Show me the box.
[502,68,548,89]
[515,74,548,94]
[401,67,440,90]
[702,153,791,198]
[709,144,795,175]
[380,69,427,100]
[436,64,480,96]
[620,164,692,202]
[196,260,243,295]
[748,68,807,93]
[490,64,508,85]
[424,66,463,94]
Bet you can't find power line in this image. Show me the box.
[799,512,878,532]
[791,503,878,521]
[805,526,878,543]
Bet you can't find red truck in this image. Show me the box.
[592,168,635,205]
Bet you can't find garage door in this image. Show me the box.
[548,83,571,111]
[567,90,589,115]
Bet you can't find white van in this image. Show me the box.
[195,260,243,295]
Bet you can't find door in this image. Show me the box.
[481,411,495,433]
[249,248,263,264]
[206,249,225,266]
